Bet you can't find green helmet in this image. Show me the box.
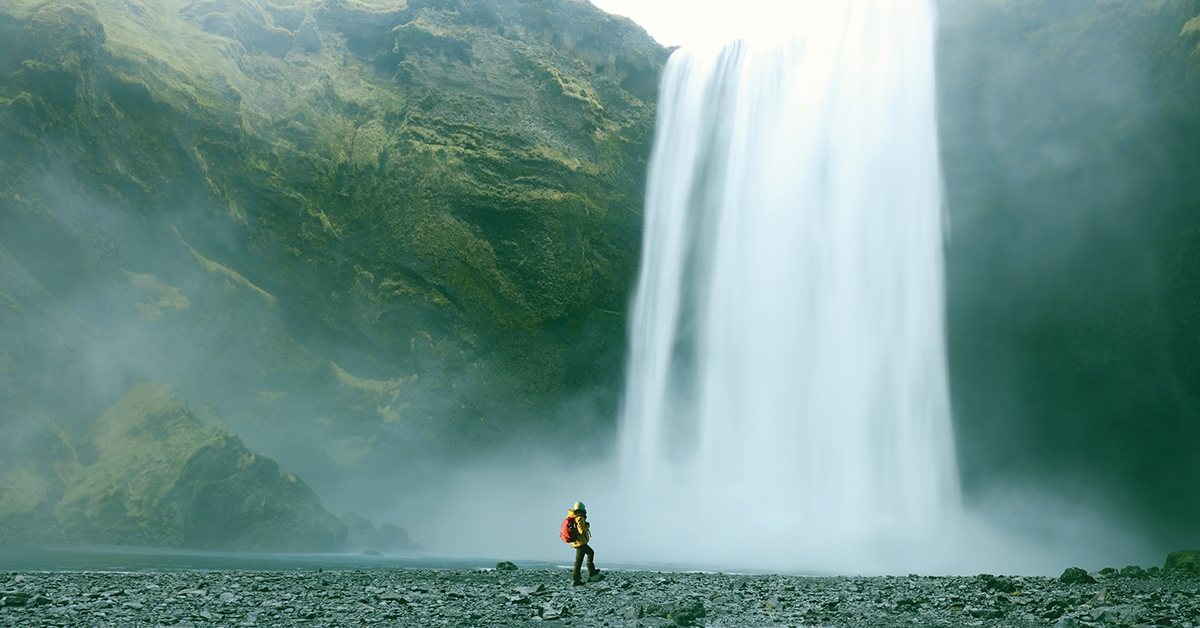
[572,501,586,512]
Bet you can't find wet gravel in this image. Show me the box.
[2,566,1199,627]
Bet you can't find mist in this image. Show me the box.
[938,0,1200,558]
[387,0,1200,576]
[2,0,1199,579]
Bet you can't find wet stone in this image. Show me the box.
[0,568,1199,627]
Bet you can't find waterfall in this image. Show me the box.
[617,0,959,570]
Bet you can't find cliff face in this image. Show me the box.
[0,0,666,543]
[938,0,1200,545]
[14,0,1197,554]
[0,383,347,549]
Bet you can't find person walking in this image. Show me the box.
[560,501,600,586]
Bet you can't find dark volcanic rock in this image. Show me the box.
[1059,567,1098,585]
[1119,565,1148,579]
[1166,550,1200,573]
[1,565,1200,628]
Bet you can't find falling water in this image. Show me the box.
[617,0,960,570]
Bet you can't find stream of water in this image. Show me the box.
[617,0,959,571]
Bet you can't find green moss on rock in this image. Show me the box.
[51,383,346,550]
[0,0,664,544]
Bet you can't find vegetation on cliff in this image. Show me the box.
[0,0,665,543]
[1,383,346,549]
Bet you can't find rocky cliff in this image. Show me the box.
[0,0,666,546]
[2,383,347,549]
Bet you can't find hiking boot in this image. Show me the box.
[572,579,585,587]
[587,567,601,578]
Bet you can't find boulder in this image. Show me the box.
[1119,565,1147,579]
[1059,567,1097,585]
[979,574,1018,592]
[1166,550,1200,573]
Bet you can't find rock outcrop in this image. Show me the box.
[341,512,422,554]
[2,383,346,551]
[1165,550,1200,573]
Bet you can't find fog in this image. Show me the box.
[2,0,1200,577]
[373,0,1200,575]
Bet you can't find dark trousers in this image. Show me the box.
[573,544,595,581]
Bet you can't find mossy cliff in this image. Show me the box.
[938,0,1200,545]
[2,383,346,549]
[0,0,665,543]
[0,0,667,537]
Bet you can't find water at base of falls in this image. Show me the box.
[616,0,960,572]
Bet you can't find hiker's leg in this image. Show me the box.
[573,546,585,582]
[583,544,595,570]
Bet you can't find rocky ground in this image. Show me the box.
[1,565,1199,627]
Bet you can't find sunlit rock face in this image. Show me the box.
[617,0,959,572]
[0,0,666,543]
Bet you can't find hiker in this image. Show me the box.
[560,501,600,586]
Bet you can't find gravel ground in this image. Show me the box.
[2,566,1199,627]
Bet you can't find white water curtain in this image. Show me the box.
[617,0,959,570]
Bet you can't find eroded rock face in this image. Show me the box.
[0,0,666,543]
[19,383,347,551]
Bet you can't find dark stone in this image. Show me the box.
[668,600,707,626]
[1166,550,1200,573]
[496,561,518,571]
[641,600,706,626]
[1119,565,1147,579]
[1,592,30,606]
[1059,567,1098,585]
[980,574,1018,593]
